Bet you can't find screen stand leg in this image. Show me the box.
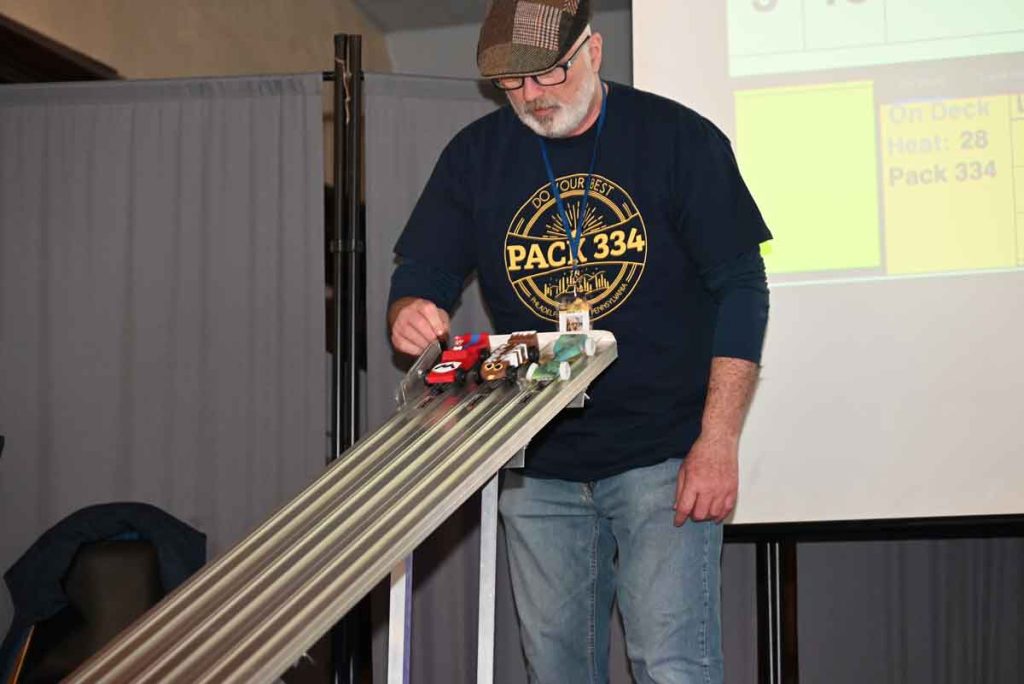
[756,540,799,684]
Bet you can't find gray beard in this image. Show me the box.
[513,74,599,138]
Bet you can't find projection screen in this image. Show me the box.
[633,0,1024,524]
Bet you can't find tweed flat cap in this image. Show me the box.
[477,0,592,79]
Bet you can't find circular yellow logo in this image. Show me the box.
[504,174,647,322]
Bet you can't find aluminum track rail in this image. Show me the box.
[67,332,618,683]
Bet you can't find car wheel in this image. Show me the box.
[583,338,596,357]
[558,361,571,381]
[526,363,539,381]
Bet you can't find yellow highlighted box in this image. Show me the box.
[735,81,881,274]
[880,95,1017,274]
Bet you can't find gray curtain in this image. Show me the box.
[0,74,326,637]
[364,73,500,425]
[799,538,1024,684]
[363,72,504,684]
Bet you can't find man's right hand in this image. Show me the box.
[388,297,450,357]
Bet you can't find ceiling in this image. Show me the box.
[352,0,631,32]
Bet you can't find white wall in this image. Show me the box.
[385,9,633,85]
[0,0,392,76]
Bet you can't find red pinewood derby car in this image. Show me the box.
[424,333,491,386]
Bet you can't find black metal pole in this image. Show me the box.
[756,540,799,684]
[332,34,362,463]
[342,36,363,456]
[331,32,367,684]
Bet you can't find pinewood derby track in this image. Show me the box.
[66,331,617,683]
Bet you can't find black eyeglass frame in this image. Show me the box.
[491,35,593,91]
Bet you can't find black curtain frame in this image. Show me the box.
[331,34,363,464]
[328,33,369,684]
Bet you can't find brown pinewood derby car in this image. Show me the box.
[479,331,540,383]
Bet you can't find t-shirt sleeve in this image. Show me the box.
[675,114,772,270]
[388,258,465,314]
[701,249,770,364]
[393,137,476,283]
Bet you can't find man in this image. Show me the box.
[388,1,771,682]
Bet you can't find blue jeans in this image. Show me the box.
[500,458,723,684]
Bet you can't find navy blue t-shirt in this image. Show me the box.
[392,82,771,481]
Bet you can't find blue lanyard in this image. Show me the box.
[537,82,607,267]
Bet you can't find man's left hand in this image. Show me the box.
[673,435,738,525]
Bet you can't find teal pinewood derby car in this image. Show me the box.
[525,334,596,382]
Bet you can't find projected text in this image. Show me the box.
[882,94,1020,274]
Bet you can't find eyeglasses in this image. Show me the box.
[492,35,592,91]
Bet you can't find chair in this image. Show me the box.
[1,503,205,683]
